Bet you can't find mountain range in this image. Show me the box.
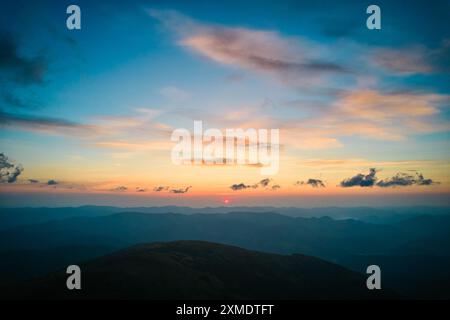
[0,206,449,299]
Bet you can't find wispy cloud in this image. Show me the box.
[0,107,174,151]
[334,90,443,121]
[372,46,433,75]
[148,9,349,86]
[284,89,450,146]
[0,110,101,136]
[372,39,450,75]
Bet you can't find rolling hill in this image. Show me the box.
[6,241,395,299]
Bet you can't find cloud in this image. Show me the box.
[47,179,58,185]
[94,140,172,151]
[153,186,169,192]
[372,46,433,75]
[298,158,446,170]
[372,40,450,75]
[252,178,272,188]
[0,110,100,137]
[231,178,280,191]
[415,173,437,186]
[296,89,450,144]
[0,33,47,85]
[182,29,347,79]
[295,178,326,188]
[334,90,443,122]
[377,172,438,187]
[230,183,251,191]
[271,184,281,191]
[0,153,23,183]
[136,187,147,192]
[170,186,192,194]
[339,169,437,188]
[152,185,191,193]
[111,185,127,192]
[28,179,39,183]
[340,168,377,187]
[149,9,349,86]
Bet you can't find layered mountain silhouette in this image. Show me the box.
[0,207,449,298]
[7,241,394,299]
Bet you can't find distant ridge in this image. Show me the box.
[1,205,448,230]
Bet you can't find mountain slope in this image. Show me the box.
[8,241,394,299]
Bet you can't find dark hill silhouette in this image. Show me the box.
[8,241,395,300]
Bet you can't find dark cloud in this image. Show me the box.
[153,186,169,192]
[28,179,39,183]
[0,152,23,183]
[241,53,348,74]
[136,187,147,192]
[0,32,48,111]
[152,185,191,193]
[47,179,58,185]
[231,178,281,191]
[415,173,437,186]
[339,169,437,188]
[0,110,78,127]
[170,186,192,194]
[0,33,47,85]
[295,178,326,188]
[252,178,272,188]
[230,183,251,191]
[0,109,98,136]
[377,172,438,187]
[340,168,377,187]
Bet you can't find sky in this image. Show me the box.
[0,0,449,207]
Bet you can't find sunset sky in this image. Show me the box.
[1,0,449,207]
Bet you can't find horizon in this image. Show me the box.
[1,200,449,210]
